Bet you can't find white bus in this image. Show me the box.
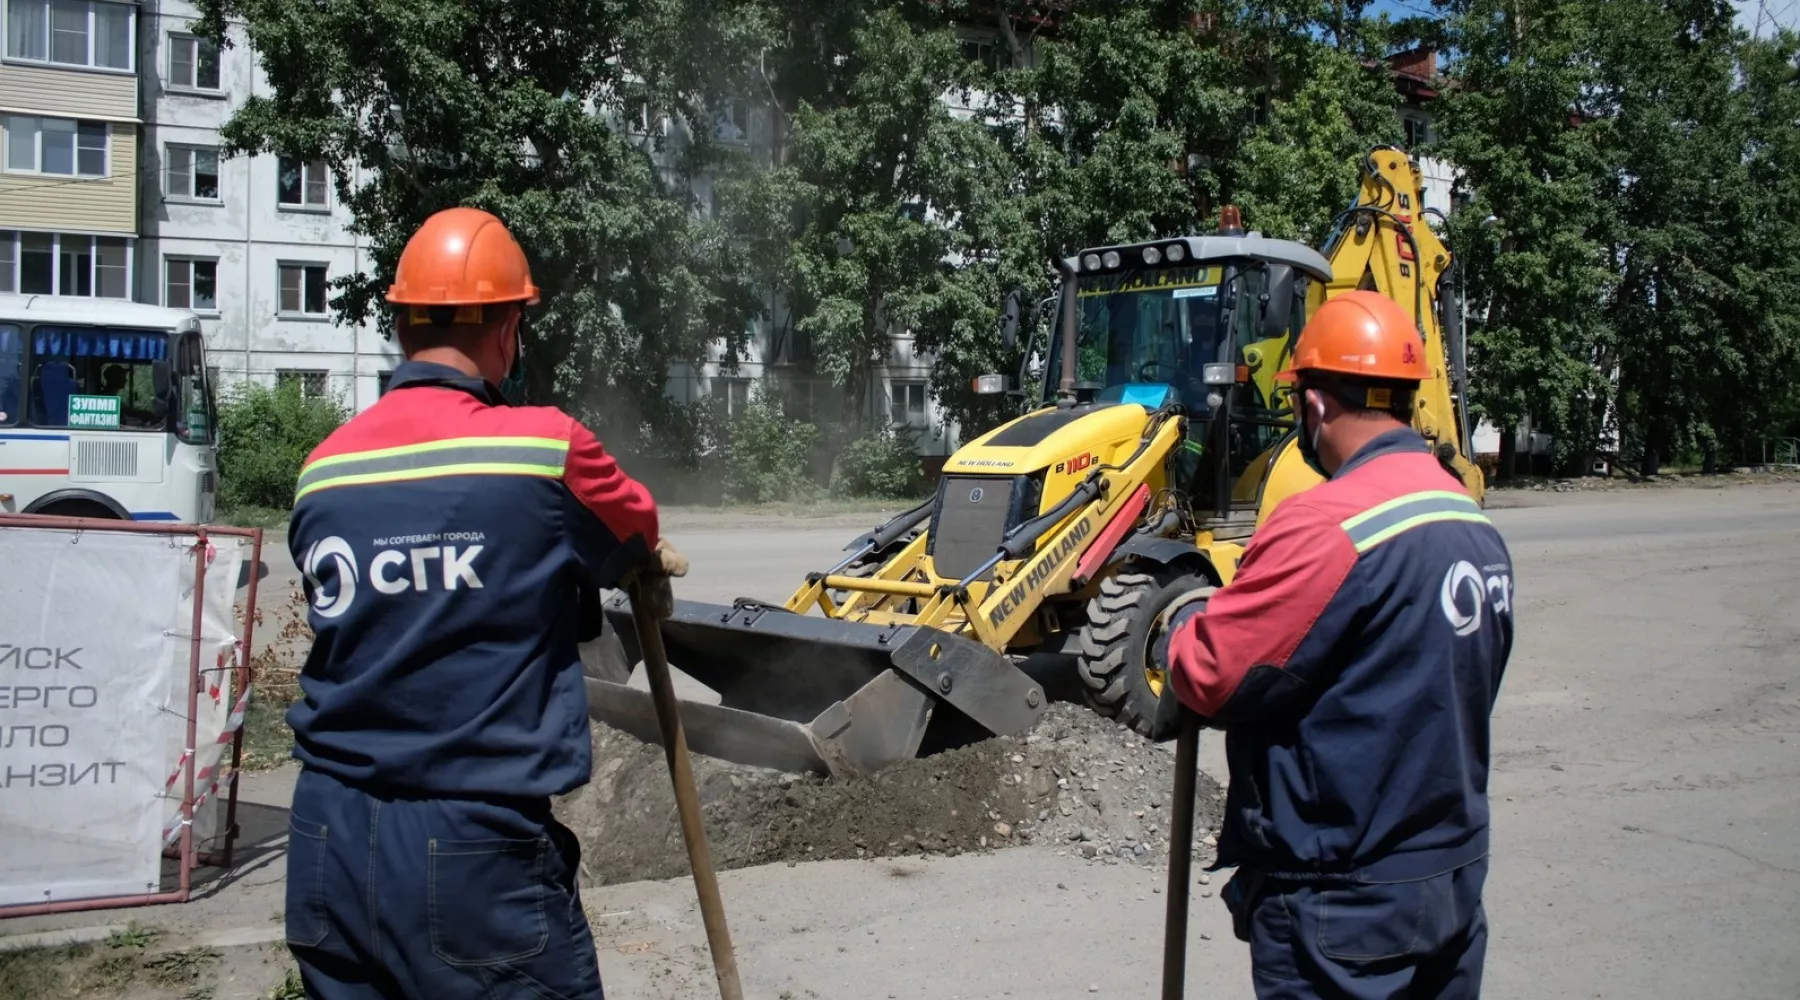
[0,295,217,523]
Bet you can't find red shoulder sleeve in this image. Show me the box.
[563,419,659,549]
[1168,500,1358,718]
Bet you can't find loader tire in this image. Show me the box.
[1076,570,1212,737]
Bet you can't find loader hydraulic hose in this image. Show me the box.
[999,477,1103,560]
[828,497,935,574]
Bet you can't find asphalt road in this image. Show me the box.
[589,484,1800,999]
[7,484,1797,999]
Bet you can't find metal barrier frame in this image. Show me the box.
[0,515,264,917]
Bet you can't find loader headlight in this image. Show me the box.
[972,374,1008,395]
[1101,250,1121,269]
[1165,243,1186,262]
[1141,246,1162,265]
[1082,253,1102,271]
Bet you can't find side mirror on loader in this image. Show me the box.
[1000,292,1021,349]
[1260,264,1297,340]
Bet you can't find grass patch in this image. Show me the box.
[142,946,220,987]
[0,926,214,1000]
[266,968,307,1000]
[242,674,302,771]
[0,941,91,1000]
[214,503,291,531]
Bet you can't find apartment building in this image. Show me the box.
[0,0,140,299]
[134,0,396,412]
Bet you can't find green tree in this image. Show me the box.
[192,0,773,457]
[1434,0,1619,476]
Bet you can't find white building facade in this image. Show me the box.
[135,0,396,412]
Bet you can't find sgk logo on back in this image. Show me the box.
[303,536,485,619]
[1440,560,1512,636]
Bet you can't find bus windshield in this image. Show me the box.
[1065,265,1229,415]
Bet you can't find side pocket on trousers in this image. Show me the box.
[284,814,331,949]
[428,837,551,967]
[1315,878,1437,964]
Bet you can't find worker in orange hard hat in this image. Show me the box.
[281,206,682,1000]
[1147,289,1516,1000]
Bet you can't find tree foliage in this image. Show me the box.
[203,0,1800,493]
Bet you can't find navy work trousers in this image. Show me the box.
[284,766,605,1000]
[1224,858,1488,1000]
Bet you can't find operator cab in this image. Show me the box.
[1034,218,1334,521]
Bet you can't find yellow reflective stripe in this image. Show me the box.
[295,462,566,500]
[1339,489,1477,533]
[300,436,569,475]
[1352,510,1490,553]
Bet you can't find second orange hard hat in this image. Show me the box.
[1279,290,1430,383]
[386,206,540,308]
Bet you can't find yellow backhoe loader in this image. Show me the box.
[585,147,1486,778]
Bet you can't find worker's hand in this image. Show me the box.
[1145,590,1210,743]
[649,537,688,578]
[629,538,687,621]
[1146,681,1195,743]
[1150,588,1211,673]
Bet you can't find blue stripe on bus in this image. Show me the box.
[130,511,181,522]
[0,433,71,441]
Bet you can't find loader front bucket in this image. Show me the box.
[586,594,1048,778]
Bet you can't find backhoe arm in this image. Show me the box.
[1310,147,1486,502]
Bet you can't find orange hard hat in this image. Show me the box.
[386,207,540,308]
[1279,290,1430,383]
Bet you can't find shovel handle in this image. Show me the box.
[1161,711,1202,1000]
[628,579,744,1000]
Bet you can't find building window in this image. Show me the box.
[279,262,328,315]
[890,380,928,427]
[377,370,393,396]
[5,0,133,70]
[167,33,221,91]
[1403,116,1431,149]
[166,145,221,200]
[276,369,328,399]
[165,257,217,312]
[711,99,747,144]
[277,156,328,208]
[3,117,107,176]
[960,36,1008,73]
[0,230,128,298]
[717,377,750,416]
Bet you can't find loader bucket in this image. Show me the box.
[586,593,1048,778]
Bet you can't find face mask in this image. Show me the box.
[1295,387,1331,479]
[497,320,526,405]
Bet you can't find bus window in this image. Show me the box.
[28,326,172,431]
[0,325,20,426]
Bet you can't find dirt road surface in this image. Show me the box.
[3,483,1797,999]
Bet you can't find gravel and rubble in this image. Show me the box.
[556,703,1225,886]
[1489,466,1800,494]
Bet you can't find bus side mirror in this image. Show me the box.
[152,360,172,399]
[1261,265,1296,339]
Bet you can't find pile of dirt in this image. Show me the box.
[555,703,1225,885]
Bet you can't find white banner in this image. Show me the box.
[0,526,250,908]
